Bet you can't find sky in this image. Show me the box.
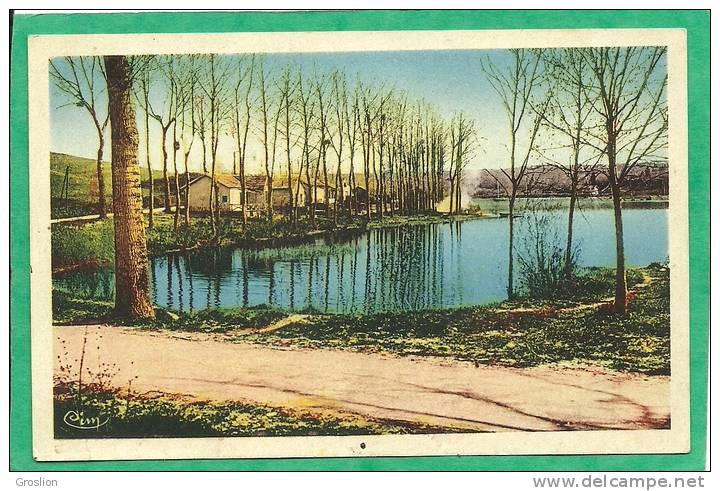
[49,48,666,176]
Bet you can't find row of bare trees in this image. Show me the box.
[53,54,480,238]
[483,47,667,312]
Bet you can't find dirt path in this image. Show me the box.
[51,206,167,224]
[55,325,670,432]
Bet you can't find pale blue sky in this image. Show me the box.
[50,49,665,175]
[50,49,519,174]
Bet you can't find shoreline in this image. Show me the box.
[52,212,493,274]
[52,266,670,375]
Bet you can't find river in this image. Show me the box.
[54,206,668,314]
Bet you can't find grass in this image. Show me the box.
[53,384,453,438]
[51,152,165,219]
[52,288,289,332]
[54,266,670,375]
[51,219,115,269]
[234,266,669,374]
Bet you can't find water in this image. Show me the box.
[54,207,668,314]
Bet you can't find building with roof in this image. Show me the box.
[185,173,311,215]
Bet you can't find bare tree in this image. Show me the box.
[345,87,362,218]
[256,59,280,220]
[482,48,549,299]
[581,46,667,313]
[193,90,209,175]
[534,48,601,278]
[330,70,348,225]
[103,55,155,319]
[296,72,317,225]
[313,72,331,219]
[50,57,110,218]
[447,112,474,214]
[146,56,176,214]
[198,54,232,238]
[175,56,198,228]
[231,55,255,228]
[276,66,299,225]
[136,63,155,228]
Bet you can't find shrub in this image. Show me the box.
[515,202,579,299]
[51,220,115,268]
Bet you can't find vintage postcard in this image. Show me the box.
[26,24,691,462]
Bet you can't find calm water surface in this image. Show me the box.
[55,207,668,313]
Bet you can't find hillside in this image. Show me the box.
[467,163,669,198]
[50,152,165,218]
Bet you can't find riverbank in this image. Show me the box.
[54,265,670,374]
[51,211,490,272]
[470,196,669,214]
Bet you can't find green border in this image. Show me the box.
[10,10,709,471]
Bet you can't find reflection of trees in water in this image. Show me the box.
[242,255,249,308]
[324,255,331,312]
[289,260,296,310]
[187,248,234,276]
[185,252,194,312]
[64,222,467,314]
[356,222,457,313]
[174,254,183,312]
[166,255,173,310]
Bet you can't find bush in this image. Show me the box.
[516,202,579,299]
[51,220,115,268]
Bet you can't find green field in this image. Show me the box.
[50,152,165,218]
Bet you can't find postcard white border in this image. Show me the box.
[28,28,689,461]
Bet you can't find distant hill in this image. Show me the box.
[467,163,669,198]
[50,152,165,219]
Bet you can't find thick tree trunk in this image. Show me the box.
[96,138,107,218]
[104,55,155,319]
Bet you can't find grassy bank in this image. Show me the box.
[54,266,670,374]
[54,384,449,438]
[235,266,669,374]
[51,211,470,270]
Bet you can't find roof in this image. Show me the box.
[188,174,266,191]
[245,175,267,191]
[215,174,242,188]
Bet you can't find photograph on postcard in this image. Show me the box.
[27,28,690,461]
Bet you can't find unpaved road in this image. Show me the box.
[55,325,670,432]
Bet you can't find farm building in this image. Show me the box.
[185,174,313,215]
[185,174,263,214]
